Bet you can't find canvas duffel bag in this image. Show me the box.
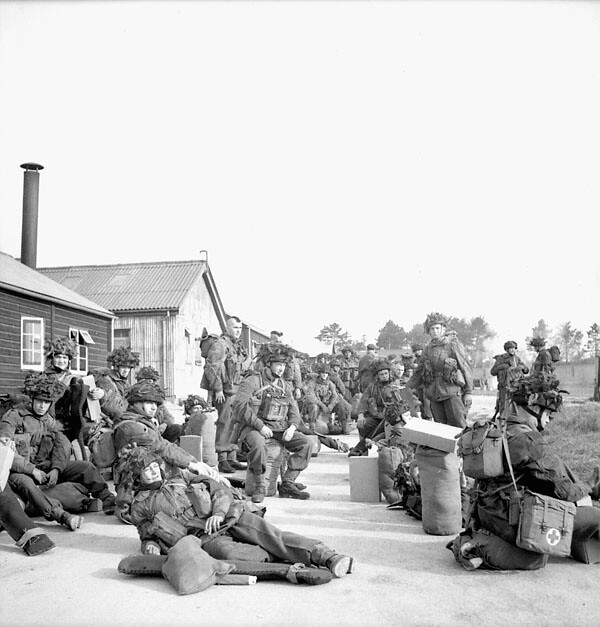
[516,490,576,557]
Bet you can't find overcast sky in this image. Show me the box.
[1,1,599,355]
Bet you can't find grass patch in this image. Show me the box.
[543,402,600,485]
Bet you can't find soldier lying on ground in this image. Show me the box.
[125,446,355,579]
[111,381,216,523]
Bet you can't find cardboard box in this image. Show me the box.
[349,456,381,503]
[571,538,600,564]
[401,418,462,453]
[179,435,203,462]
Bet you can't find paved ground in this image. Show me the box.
[1,394,600,627]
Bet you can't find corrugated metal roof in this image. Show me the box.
[0,251,114,318]
[37,259,207,312]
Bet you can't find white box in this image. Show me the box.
[349,456,381,503]
[401,418,462,453]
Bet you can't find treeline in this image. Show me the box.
[315,318,600,366]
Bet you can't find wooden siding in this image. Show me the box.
[0,289,111,395]
[113,313,175,395]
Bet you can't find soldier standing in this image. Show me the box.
[407,312,472,428]
[358,344,377,392]
[338,347,359,397]
[490,341,529,416]
[201,316,249,474]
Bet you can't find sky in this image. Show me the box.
[1,0,600,356]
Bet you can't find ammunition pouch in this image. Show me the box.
[148,511,188,547]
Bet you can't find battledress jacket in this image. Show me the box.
[357,380,403,418]
[230,368,302,444]
[490,353,529,388]
[201,334,248,396]
[304,378,339,413]
[131,472,239,550]
[408,333,473,402]
[113,407,194,468]
[91,368,129,423]
[0,405,71,475]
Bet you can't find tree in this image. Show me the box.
[447,316,495,366]
[555,321,583,363]
[349,335,367,352]
[376,320,407,350]
[526,319,551,348]
[406,324,428,349]
[315,322,350,354]
[586,323,600,358]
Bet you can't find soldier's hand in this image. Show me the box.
[463,393,473,409]
[46,468,60,488]
[205,515,224,534]
[282,425,296,442]
[294,388,302,400]
[32,468,48,484]
[89,388,105,400]
[215,391,225,404]
[357,414,365,430]
[260,426,273,439]
[188,460,219,478]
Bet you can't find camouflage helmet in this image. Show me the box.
[329,359,341,368]
[121,445,163,481]
[183,394,211,415]
[424,312,449,333]
[44,337,77,359]
[372,359,392,374]
[22,372,67,402]
[136,366,160,382]
[529,337,546,348]
[107,346,140,368]
[265,345,293,365]
[315,364,331,375]
[126,382,164,405]
[503,340,518,351]
[410,343,423,353]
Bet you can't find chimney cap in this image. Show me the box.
[20,163,44,171]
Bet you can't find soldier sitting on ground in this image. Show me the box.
[303,365,340,434]
[0,373,117,530]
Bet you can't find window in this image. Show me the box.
[21,317,44,370]
[185,328,193,364]
[114,328,131,349]
[69,328,95,374]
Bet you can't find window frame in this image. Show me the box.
[69,327,93,375]
[21,317,45,371]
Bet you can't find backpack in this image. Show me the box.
[200,328,220,359]
[457,421,504,480]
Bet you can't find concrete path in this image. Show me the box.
[1,395,599,627]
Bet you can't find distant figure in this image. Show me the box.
[490,341,529,417]
[358,344,377,392]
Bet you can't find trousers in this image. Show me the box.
[243,430,310,477]
[0,485,36,542]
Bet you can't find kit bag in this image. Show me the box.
[448,528,548,571]
[457,420,504,480]
[516,490,575,557]
[378,446,404,505]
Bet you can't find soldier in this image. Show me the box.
[201,316,249,474]
[529,337,557,376]
[358,344,377,392]
[124,447,355,578]
[0,373,117,528]
[43,337,104,443]
[111,381,217,523]
[490,341,529,416]
[407,312,473,428]
[303,365,340,433]
[338,347,359,397]
[327,359,352,433]
[135,366,182,443]
[256,331,303,401]
[231,347,312,502]
[348,360,404,457]
[92,346,140,426]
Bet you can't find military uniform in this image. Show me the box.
[408,332,472,428]
[490,350,529,415]
[357,350,377,393]
[231,365,311,499]
[338,352,359,397]
[201,333,249,469]
[303,374,340,430]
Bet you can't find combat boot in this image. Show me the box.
[310,544,355,578]
[51,505,82,531]
[251,474,266,504]
[278,481,310,500]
